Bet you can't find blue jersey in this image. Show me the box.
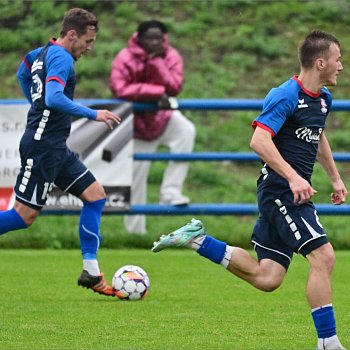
[253,76,332,186]
[17,39,96,148]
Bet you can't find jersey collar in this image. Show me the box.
[292,76,321,98]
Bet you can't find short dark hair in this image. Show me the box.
[137,20,167,38]
[299,30,340,69]
[60,8,98,37]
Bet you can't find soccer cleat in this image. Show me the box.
[78,270,117,297]
[152,218,206,252]
[316,345,347,350]
[316,336,347,350]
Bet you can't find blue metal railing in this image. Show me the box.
[3,98,350,111]
[133,152,350,162]
[40,203,350,216]
[2,98,350,215]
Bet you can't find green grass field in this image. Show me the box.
[0,249,349,350]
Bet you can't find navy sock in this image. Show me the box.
[197,235,226,264]
[312,305,336,338]
[0,208,28,235]
[79,198,106,258]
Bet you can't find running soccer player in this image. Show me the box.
[152,31,348,350]
[0,8,121,297]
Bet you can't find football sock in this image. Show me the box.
[0,208,28,235]
[220,245,234,268]
[312,304,336,339]
[79,198,106,260]
[83,258,100,276]
[196,235,227,264]
[190,234,205,250]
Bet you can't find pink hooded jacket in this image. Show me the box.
[109,32,183,140]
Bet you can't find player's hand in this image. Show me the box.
[289,176,317,205]
[331,178,348,205]
[96,110,121,130]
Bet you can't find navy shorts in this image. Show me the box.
[252,186,328,270]
[14,144,96,210]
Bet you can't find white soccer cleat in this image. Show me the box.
[152,218,206,252]
[316,335,347,350]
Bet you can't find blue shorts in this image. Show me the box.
[14,144,95,210]
[252,186,328,270]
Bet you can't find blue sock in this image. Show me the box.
[197,235,226,264]
[79,198,106,259]
[0,208,28,235]
[312,305,336,338]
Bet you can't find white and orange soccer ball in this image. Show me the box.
[112,265,150,300]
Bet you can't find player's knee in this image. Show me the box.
[92,181,106,198]
[24,214,37,226]
[14,203,39,226]
[320,249,336,272]
[324,249,336,271]
[308,243,336,273]
[259,278,282,292]
[80,181,106,202]
[17,211,37,227]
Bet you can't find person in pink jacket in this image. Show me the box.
[110,20,196,234]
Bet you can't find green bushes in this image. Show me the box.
[1,0,350,249]
[2,0,350,98]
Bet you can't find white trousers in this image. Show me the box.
[124,110,196,234]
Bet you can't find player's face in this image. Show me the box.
[320,43,343,86]
[71,28,96,60]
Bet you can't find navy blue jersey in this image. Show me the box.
[253,76,332,187]
[17,38,96,149]
[20,39,77,147]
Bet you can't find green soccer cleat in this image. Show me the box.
[152,218,206,252]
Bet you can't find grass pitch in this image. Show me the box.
[0,249,349,350]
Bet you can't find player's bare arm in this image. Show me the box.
[250,126,317,204]
[317,132,348,205]
[96,109,121,130]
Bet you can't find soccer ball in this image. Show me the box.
[112,265,150,300]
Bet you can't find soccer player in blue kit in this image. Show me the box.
[152,31,348,349]
[0,8,121,297]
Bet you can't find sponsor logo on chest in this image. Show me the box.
[295,127,323,143]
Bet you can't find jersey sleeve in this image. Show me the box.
[16,61,33,103]
[45,47,72,87]
[45,81,97,119]
[322,86,333,110]
[44,47,96,119]
[253,87,297,136]
[16,47,43,103]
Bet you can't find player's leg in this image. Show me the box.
[226,248,286,292]
[55,149,116,297]
[79,180,106,275]
[306,243,346,350]
[159,110,196,205]
[0,145,50,235]
[77,181,117,296]
[152,218,287,292]
[0,201,36,235]
[270,197,346,350]
[260,194,346,349]
[124,138,159,234]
